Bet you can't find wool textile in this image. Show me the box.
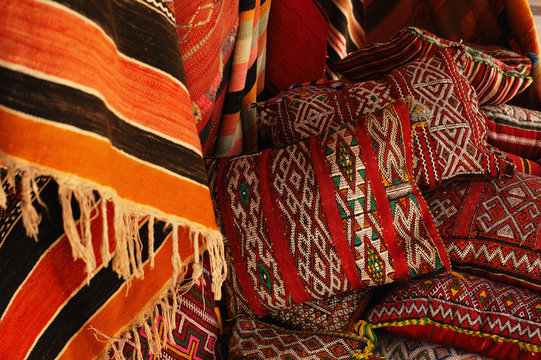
[214,0,270,156]
[209,99,449,317]
[229,315,371,359]
[365,272,541,359]
[0,0,225,358]
[424,172,541,292]
[174,0,239,155]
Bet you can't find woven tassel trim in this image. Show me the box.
[0,155,226,359]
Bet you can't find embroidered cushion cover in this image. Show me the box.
[208,99,449,317]
[373,331,495,360]
[229,315,371,360]
[257,48,514,189]
[267,288,373,332]
[333,27,533,105]
[424,171,541,292]
[482,104,541,162]
[365,272,541,360]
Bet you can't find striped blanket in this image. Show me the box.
[0,0,225,359]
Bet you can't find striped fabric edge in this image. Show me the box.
[214,0,271,157]
[0,0,227,358]
[333,27,533,105]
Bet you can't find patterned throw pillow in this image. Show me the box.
[333,27,533,105]
[365,272,541,360]
[482,104,541,161]
[267,288,373,332]
[229,315,372,360]
[258,47,514,189]
[424,171,541,292]
[374,331,495,360]
[208,99,449,317]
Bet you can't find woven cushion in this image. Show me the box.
[267,289,373,332]
[333,27,532,105]
[258,48,514,189]
[209,99,449,317]
[386,47,514,188]
[229,315,371,360]
[365,272,541,360]
[424,172,541,292]
[483,104,541,161]
[374,331,495,360]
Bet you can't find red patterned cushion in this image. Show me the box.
[374,331,495,360]
[483,104,541,161]
[387,47,514,188]
[258,48,514,189]
[209,100,449,317]
[229,315,371,360]
[424,172,541,292]
[333,27,533,105]
[365,272,541,360]
[267,289,373,332]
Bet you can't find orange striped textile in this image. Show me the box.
[0,0,225,359]
[214,0,271,156]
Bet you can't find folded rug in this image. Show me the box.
[0,0,225,358]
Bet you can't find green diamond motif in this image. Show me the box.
[336,137,355,189]
[258,261,272,293]
[365,239,385,285]
[238,180,250,209]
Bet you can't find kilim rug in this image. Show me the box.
[0,0,225,359]
[214,0,271,156]
[174,0,239,155]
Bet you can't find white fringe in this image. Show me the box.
[0,154,226,360]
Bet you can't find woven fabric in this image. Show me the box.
[483,104,541,162]
[229,315,370,360]
[366,272,541,360]
[214,0,270,156]
[334,27,533,105]
[257,79,394,149]
[109,268,221,360]
[386,47,514,188]
[0,1,225,358]
[502,152,541,177]
[209,99,449,317]
[424,171,541,292]
[374,331,495,360]
[174,0,239,155]
[264,0,329,95]
[267,289,373,332]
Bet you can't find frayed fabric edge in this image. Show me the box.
[0,154,227,358]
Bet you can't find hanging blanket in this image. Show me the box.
[0,0,225,359]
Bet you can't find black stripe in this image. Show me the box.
[1,67,209,186]
[27,220,170,360]
[485,116,541,132]
[50,0,186,84]
[0,176,69,317]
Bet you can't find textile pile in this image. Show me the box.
[2,0,541,359]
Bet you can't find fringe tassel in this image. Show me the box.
[20,172,41,241]
[1,156,227,360]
